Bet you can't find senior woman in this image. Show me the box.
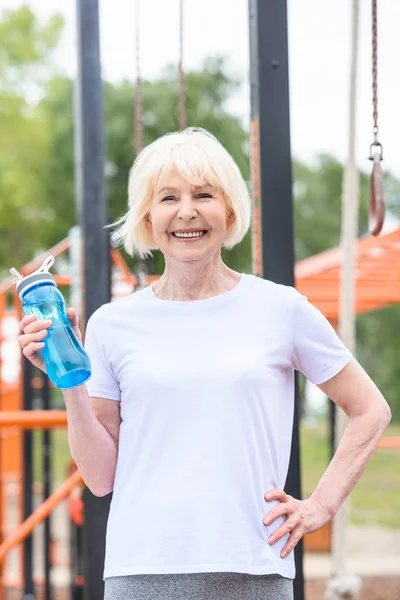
[18,128,391,600]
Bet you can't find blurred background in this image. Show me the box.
[0,1,399,599]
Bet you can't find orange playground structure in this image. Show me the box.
[0,227,399,592]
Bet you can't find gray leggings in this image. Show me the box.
[104,572,294,600]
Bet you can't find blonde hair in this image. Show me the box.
[106,127,251,258]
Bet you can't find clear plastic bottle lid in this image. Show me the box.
[10,256,57,299]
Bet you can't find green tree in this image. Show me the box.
[293,154,370,260]
[0,7,63,277]
[0,6,63,89]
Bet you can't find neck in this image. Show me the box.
[152,256,241,301]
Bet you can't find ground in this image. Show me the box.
[306,577,400,600]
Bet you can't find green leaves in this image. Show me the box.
[0,7,64,278]
[0,6,63,89]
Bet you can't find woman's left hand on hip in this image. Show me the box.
[262,489,331,558]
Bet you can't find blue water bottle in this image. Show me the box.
[10,255,91,389]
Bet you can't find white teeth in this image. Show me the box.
[174,231,205,238]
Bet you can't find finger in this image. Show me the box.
[280,527,304,559]
[264,489,289,503]
[22,341,46,358]
[267,514,300,546]
[18,329,49,349]
[19,314,37,330]
[66,307,79,326]
[23,319,53,335]
[263,502,291,526]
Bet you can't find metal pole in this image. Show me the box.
[326,1,361,599]
[249,1,304,599]
[22,358,34,599]
[74,1,111,598]
[41,371,52,600]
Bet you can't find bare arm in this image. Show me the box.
[63,386,122,497]
[263,357,391,558]
[17,310,121,498]
[310,357,391,516]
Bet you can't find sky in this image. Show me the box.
[3,0,400,178]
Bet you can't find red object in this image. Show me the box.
[68,495,84,527]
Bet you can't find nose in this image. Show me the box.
[177,194,198,221]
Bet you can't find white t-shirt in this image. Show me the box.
[84,273,352,580]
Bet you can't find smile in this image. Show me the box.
[171,231,207,239]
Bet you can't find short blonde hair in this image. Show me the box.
[107,127,251,258]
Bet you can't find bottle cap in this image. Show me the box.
[10,256,57,299]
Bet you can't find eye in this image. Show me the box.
[196,193,212,200]
[161,196,176,202]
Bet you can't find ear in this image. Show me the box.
[227,208,236,229]
[144,214,157,248]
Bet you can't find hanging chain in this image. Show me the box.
[134,0,147,288]
[369,0,382,160]
[368,0,385,236]
[178,0,187,131]
[135,0,143,156]
[372,0,378,137]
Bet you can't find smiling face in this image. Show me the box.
[146,169,235,264]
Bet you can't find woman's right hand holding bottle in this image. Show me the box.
[18,307,82,373]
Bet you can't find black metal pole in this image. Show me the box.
[248,1,304,599]
[74,1,111,598]
[22,357,34,599]
[70,513,84,600]
[41,370,52,600]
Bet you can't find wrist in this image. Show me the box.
[309,493,337,520]
[62,383,89,403]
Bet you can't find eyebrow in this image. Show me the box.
[158,184,215,194]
